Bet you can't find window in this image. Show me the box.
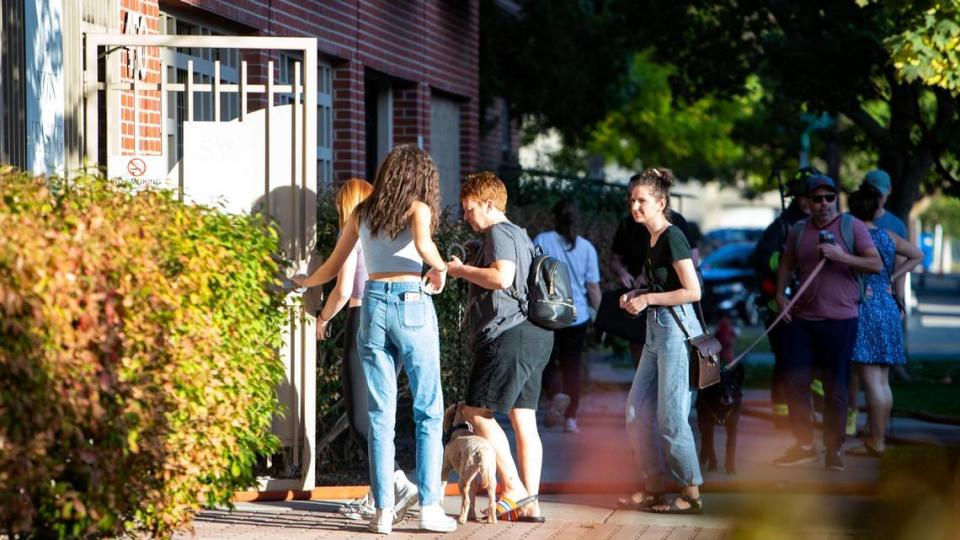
[160,12,241,168]
[279,52,333,190]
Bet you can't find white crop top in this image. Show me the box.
[358,222,423,274]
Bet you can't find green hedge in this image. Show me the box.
[0,168,288,538]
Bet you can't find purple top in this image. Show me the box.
[785,215,875,321]
[351,243,368,300]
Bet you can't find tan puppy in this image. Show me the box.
[441,402,497,524]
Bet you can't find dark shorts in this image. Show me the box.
[465,320,553,414]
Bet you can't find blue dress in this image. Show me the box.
[852,228,906,365]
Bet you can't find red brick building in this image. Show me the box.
[1,0,514,210]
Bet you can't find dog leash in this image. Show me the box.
[727,258,827,369]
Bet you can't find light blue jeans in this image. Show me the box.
[625,304,703,489]
[359,281,444,509]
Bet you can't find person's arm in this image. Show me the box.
[410,201,447,294]
[619,258,700,315]
[625,258,700,312]
[890,232,924,283]
[315,247,357,340]
[610,253,636,288]
[585,242,602,310]
[819,243,882,273]
[586,282,601,311]
[447,256,516,290]
[294,217,359,288]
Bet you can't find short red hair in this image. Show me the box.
[460,171,507,211]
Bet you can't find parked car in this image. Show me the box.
[700,242,759,326]
[701,228,763,257]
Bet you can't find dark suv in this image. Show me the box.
[700,242,759,326]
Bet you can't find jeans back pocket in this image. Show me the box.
[400,295,426,328]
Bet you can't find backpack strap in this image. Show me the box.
[839,213,857,254]
[791,219,807,254]
[506,226,537,316]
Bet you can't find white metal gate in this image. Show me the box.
[83,33,318,491]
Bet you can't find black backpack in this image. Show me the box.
[512,246,578,330]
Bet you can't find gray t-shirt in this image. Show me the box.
[467,221,534,347]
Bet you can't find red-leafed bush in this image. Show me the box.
[0,168,288,538]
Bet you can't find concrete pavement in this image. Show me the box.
[178,287,959,538]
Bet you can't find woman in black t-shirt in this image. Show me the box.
[616,167,705,514]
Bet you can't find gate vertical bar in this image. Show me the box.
[292,63,300,264]
[213,60,220,121]
[302,44,318,491]
[239,61,247,121]
[265,60,273,216]
[83,35,98,169]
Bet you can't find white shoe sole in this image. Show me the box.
[368,523,392,535]
[774,455,818,467]
[419,519,458,532]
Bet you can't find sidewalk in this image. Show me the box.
[177,355,954,538]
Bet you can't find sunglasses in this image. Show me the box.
[810,193,837,204]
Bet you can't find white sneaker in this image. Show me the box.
[419,504,457,532]
[393,470,420,524]
[368,507,392,535]
[338,491,375,520]
[564,417,580,433]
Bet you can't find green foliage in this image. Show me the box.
[0,168,288,538]
[584,51,768,182]
[920,195,960,237]
[872,1,960,94]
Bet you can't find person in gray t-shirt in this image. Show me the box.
[446,172,552,522]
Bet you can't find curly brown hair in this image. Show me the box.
[355,144,440,239]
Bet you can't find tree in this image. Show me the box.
[479,0,636,144]
[878,0,960,94]
[639,0,960,219]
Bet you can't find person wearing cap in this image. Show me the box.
[772,174,881,472]
[752,167,815,426]
[847,169,914,434]
[862,170,907,239]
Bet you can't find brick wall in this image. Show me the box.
[171,0,481,182]
[119,0,162,155]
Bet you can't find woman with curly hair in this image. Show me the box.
[294,145,456,534]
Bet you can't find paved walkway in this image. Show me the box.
[178,297,960,538]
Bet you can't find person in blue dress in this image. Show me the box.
[846,187,923,456]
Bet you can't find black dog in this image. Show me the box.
[696,362,745,475]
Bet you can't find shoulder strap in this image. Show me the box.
[791,219,807,253]
[646,249,709,338]
[840,213,856,254]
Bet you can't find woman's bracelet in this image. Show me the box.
[318,310,330,323]
[436,264,448,273]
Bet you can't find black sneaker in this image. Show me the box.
[825,450,844,471]
[773,444,818,467]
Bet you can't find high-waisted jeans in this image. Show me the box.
[359,281,443,509]
[625,304,703,489]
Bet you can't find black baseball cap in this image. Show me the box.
[805,174,838,194]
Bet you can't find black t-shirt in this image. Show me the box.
[611,210,698,276]
[646,225,693,292]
